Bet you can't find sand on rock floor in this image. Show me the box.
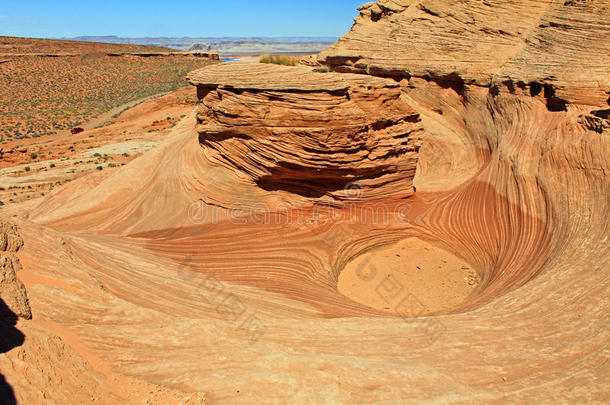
[338,237,479,315]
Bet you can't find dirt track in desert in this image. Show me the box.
[1,0,609,404]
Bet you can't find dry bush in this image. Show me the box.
[259,54,297,66]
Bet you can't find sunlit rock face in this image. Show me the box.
[0,218,30,320]
[319,0,609,106]
[188,62,423,201]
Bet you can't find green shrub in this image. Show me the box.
[259,54,297,66]
[49,163,56,168]
[96,166,103,170]
[24,166,30,172]
[313,66,330,73]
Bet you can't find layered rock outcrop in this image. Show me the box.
[319,0,610,107]
[0,218,30,320]
[188,63,423,201]
[316,0,610,304]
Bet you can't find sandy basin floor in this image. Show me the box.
[339,237,479,315]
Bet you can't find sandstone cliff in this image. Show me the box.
[188,62,423,201]
[319,0,610,107]
[0,218,30,320]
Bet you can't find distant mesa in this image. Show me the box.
[65,36,338,54]
[187,42,215,52]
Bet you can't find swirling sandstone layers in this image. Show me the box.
[317,0,609,303]
[188,63,423,201]
[319,0,610,106]
[4,0,609,403]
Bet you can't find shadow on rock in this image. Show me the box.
[0,297,23,405]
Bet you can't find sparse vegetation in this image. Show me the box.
[259,54,297,66]
[0,53,219,140]
[313,66,330,73]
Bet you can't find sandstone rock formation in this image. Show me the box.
[1,0,608,403]
[319,0,610,107]
[188,62,423,201]
[298,54,320,67]
[0,218,31,320]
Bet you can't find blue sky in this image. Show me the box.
[0,0,364,38]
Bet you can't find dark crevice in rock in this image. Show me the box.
[423,72,467,97]
[198,128,253,142]
[196,86,215,100]
[418,4,441,17]
[579,114,608,134]
[543,84,555,99]
[255,162,394,199]
[503,80,516,93]
[546,97,568,112]
[564,0,587,6]
[301,145,365,155]
[368,69,410,82]
[592,109,610,119]
[549,21,572,30]
[529,82,542,96]
[543,84,568,112]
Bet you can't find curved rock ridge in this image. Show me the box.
[188,62,423,201]
[319,0,610,106]
[318,0,610,303]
